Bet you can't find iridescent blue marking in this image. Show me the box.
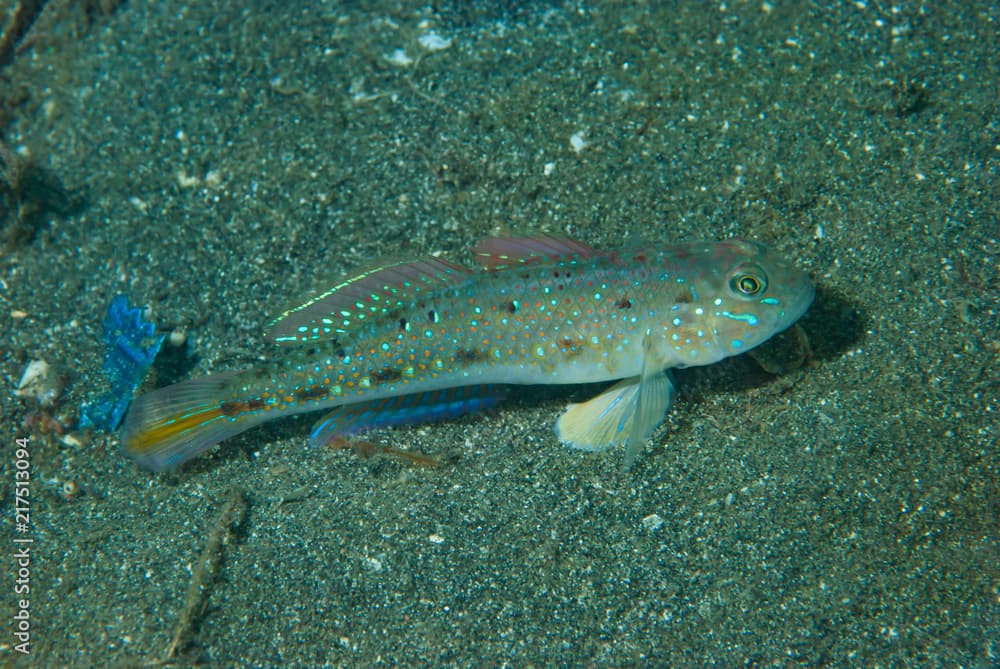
[721,311,760,326]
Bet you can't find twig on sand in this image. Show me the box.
[152,487,248,666]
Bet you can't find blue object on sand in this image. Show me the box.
[79,295,165,431]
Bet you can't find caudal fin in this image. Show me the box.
[120,371,261,471]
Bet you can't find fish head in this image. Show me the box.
[656,239,814,367]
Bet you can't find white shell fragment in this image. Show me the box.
[386,48,413,66]
[418,31,452,51]
[15,359,62,407]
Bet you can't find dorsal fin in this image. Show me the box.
[471,235,596,270]
[266,256,469,345]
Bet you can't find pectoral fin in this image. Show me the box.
[556,376,640,451]
[623,330,675,469]
[555,329,674,468]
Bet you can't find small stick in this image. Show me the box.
[328,436,443,467]
[0,0,47,67]
[156,487,247,665]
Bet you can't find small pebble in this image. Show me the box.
[168,328,187,347]
[61,480,81,500]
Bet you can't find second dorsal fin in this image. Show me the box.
[471,235,596,270]
[266,256,469,345]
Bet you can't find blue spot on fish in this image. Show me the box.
[721,311,760,326]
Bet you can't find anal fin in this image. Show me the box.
[309,385,506,446]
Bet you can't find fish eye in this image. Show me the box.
[729,267,768,296]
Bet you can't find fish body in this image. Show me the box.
[121,236,814,471]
